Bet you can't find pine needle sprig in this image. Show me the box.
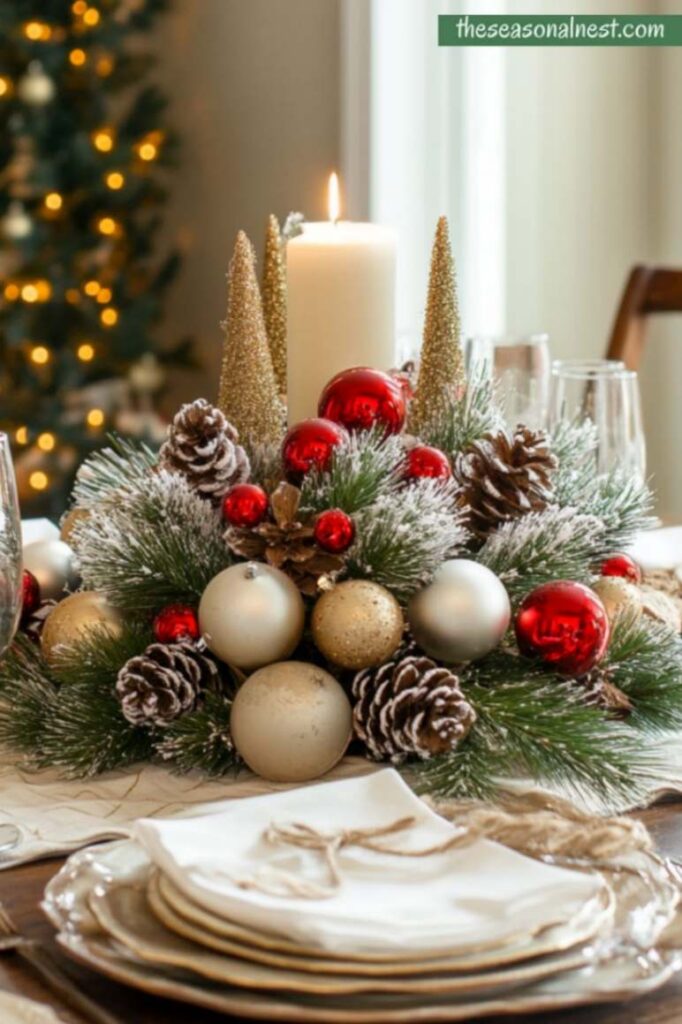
[77,470,230,611]
[575,470,655,557]
[550,419,599,508]
[346,479,468,602]
[299,428,404,516]
[410,731,507,801]
[478,507,604,602]
[155,692,238,776]
[416,368,503,457]
[0,636,57,764]
[604,611,682,732]
[72,435,158,508]
[49,620,153,686]
[414,675,646,805]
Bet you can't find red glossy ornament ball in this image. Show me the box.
[282,418,348,480]
[153,604,200,644]
[318,367,406,435]
[514,581,610,677]
[403,445,452,482]
[222,483,269,528]
[21,569,41,620]
[314,509,355,553]
[600,553,642,585]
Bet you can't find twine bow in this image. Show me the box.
[234,815,471,899]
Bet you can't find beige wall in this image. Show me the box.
[156,0,340,408]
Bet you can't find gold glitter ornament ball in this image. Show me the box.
[591,576,642,624]
[231,661,352,782]
[41,591,123,667]
[312,580,404,670]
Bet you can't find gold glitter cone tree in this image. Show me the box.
[262,214,288,396]
[218,231,284,446]
[408,216,466,437]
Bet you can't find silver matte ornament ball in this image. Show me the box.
[22,539,79,601]
[408,559,511,663]
[198,562,305,671]
[231,661,352,782]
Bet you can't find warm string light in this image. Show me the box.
[84,279,100,296]
[44,191,63,212]
[22,283,39,303]
[37,432,55,452]
[4,283,20,301]
[92,127,115,153]
[136,131,164,162]
[30,345,50,365]
[5,280,51,302]
[66,288,81,304]
[15,426,28,445]
[100,306,118,326]
[29,471,49,491]
[77,342,95,362]
[24,21,52,41]
[105,171,125,190]
[69,48,87,67]
[97,215,119,236]
[87,408,105,427]
[0,77,12,98]
[72,0,87,13]
[96,55,114,77]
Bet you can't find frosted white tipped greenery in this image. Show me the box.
[72,435,157,508]
[417,366,504,459]
[76,469,230,612]
[346,478,469,602]
[299,427,404,515]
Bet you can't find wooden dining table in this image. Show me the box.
[0,802,682,1024]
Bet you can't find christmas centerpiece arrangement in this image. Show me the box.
[3,213,682,807]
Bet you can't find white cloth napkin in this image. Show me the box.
[133,770,605,955]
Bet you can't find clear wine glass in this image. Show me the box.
[0,433,22,659]
[464,333,551,431]
[548,360,646,479]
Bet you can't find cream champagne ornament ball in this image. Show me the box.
[41,591,123,666]
[22,539,79,600]
[231,661,352,782]
[408,559,511,663]
[591,576,642,624]
[199,562,304,671]
[17,62,55,106]
[311,580,404,670]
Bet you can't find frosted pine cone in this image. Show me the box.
[453,427,557,541]
[159,399,250,503]
[352,654,476,763]
[116,641,219,728]
[226,482,344,596]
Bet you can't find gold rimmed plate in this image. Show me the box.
[88,882,595,998]
[149,869,614,977]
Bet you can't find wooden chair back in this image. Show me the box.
[606,265,682,370]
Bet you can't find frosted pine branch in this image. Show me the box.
[72,435,158,508]
[300,428,404,515]
[77,470,229,611]
[479,507,604,601]
[550,419,599,508]
[346,478,469,601]
[415,367,503,457]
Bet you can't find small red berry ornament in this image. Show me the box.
[314,509,355,553]
[282,418,348,481]
[514,581,610,677]
[319,367,406,435]
[403,445,452,482]
[600,553,642,585]
[153,604,200,644]
[21,569,41,621]
[222,483,269,528]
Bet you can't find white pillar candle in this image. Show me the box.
[286,175,396,425]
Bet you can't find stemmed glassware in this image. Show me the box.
[0,433,22,661]
[547,360,646,479]
[464,334,551,431]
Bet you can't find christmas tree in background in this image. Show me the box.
[0,0,193,516]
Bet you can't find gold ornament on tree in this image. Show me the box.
[262,214,287,396]
[408,216,465,437]
[218,231,284,446]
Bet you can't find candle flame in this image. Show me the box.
[328,172,341,224]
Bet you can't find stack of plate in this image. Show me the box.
[43,771,682,1021]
